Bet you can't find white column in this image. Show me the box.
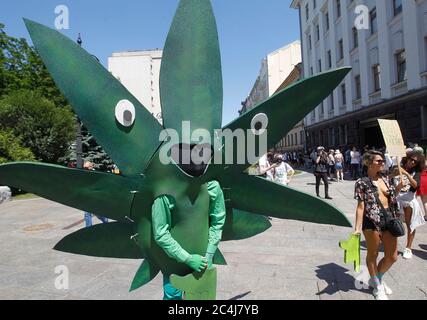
[339,0,350,116]
[375,0,392,99]
[328,0,337,117]
[357,21,369,107]
[402,0,422,90]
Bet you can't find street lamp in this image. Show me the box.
[75,33,83,169]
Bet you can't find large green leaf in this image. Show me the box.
[205,68,351,180]
[54,222,143,259]
[0,162,136,221]
[24,19,164,176]
[222,208,272,241]
[160,0,222,133]
[130,259,160,292]
[222,173,352,228]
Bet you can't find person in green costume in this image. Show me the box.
[152,145,226,300]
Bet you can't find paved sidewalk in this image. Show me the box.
[0,171,426,300]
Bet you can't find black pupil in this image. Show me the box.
[123,110,132,122]
[254,121,263,131]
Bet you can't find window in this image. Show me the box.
[308,35,312,50]
[355,75,361,99]
[330,94,335,111]
[336,0,341,19]
[300,131,304,145]
[306,4,309,21]
[338,39,344,60]
[341,84,346,105]
[310,67,314,75]
[396,50,407,83]
[325,12,330,31]
[320,102,324,114]
[288,135,291,146]
[311,110,316,121]
[373,64,381,91]
[393,0,402,16]
[327,50,332,68]
[318,59,322,72]
[352,27,358,49]
[291,134,294,146]
[295,133,298,146]
[313,0,316,9]
[316,24,320,41]
[370,7,377,35]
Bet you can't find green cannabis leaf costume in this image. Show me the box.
[0,0,352,299]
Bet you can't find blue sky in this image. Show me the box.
[1,0,300,125]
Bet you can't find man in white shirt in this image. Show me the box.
[274,155,295,186]
[258,152,275,181]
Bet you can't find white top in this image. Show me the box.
[259,154,274,181]
[274,162,294,185]
[350,151,361,164]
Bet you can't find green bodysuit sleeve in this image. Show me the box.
[152,195,191,263]
[206,181,226,254]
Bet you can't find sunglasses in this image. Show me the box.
[373,160,386,164]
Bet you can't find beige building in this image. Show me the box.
[275,63,305,152]
[240,41,302,114]
[108,49,163,123]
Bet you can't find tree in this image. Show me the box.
[0,22,68,107]
[0,90,75,163]
[61,122,114,171]
[0,130,35,164]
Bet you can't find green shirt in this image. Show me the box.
[152,181,226,263]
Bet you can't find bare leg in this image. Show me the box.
[377,231,398,274]
[404,207,416,250]
[363,230,381,277]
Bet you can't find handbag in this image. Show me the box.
[365,177,405,237]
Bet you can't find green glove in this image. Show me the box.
[185,255,208,273]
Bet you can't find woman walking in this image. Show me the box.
[353,151,403,300]
[393,153,426,259]
[315,147,332,200]
[334,149,344,182]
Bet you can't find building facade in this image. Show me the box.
[240,41,302,114]
[108,49,163,123]
[275,63,306,152]
[291,0,427,150]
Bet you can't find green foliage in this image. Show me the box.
[61,122,114,171]
[0,129,35,164]
[0,90,75,163]
[0,22,113,170]
[0,23,68,107]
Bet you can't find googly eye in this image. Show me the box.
[115,99,135,127]
[251,113,268,135]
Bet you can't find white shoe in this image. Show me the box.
[403,248,413,259]
[382,282,393,295]
[369,279,393,295]
[373,285,389,300]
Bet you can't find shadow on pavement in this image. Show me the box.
[412,248,427,261]
[229,291,251,300]
[315,263,371,296]
[419,244,427,251]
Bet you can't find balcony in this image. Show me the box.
[369,90,382,105]
[391,80,408,97]
[353,98,362,110]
